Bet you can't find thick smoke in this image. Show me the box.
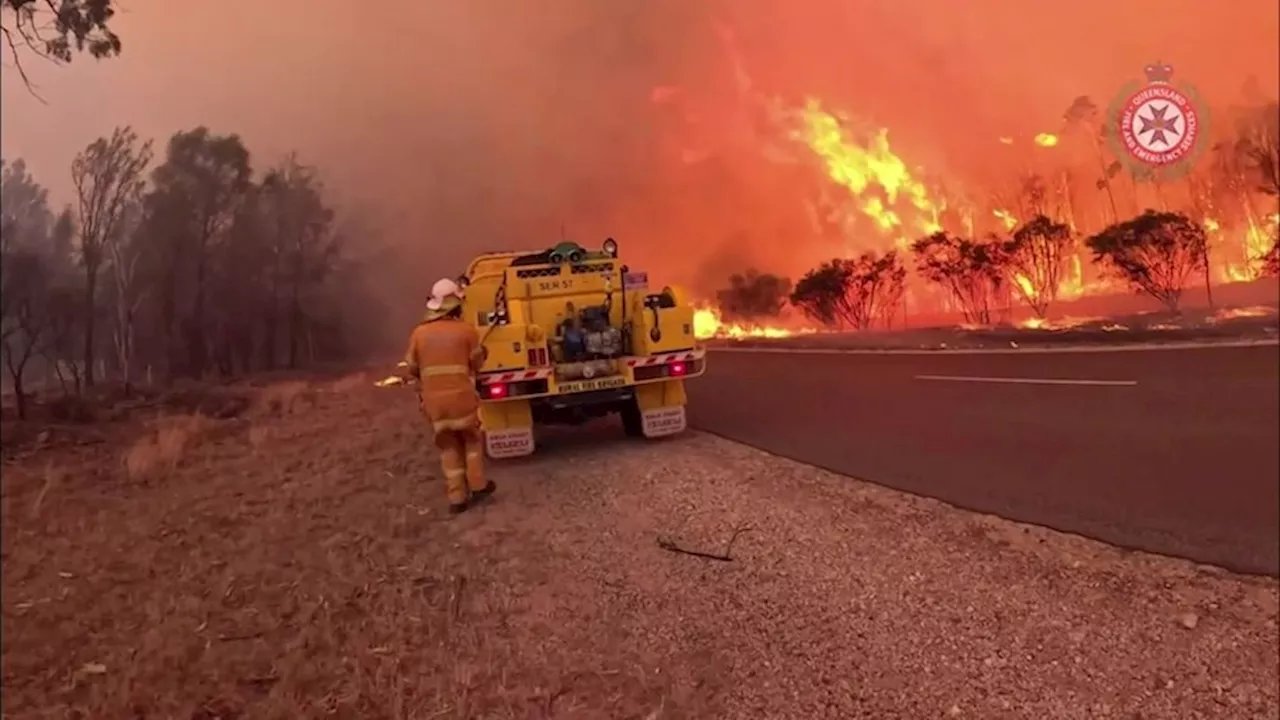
[2,0,1277,332]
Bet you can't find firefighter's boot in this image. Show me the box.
[471,480,497,504]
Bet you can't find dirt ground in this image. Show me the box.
[2,376,1277,719]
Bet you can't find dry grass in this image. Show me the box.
[246,422,274,451]
[121,413,212,481]
[251,380,318,419]
[2,378,1276,719]
[1,380,721,718]
[327,371,371,395]
[26,462,64,520]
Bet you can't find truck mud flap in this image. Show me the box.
[641,406,686,438]
[485,427,535,459]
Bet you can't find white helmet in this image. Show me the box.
[427,277,464,310]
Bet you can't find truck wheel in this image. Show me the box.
[620,399,644,438]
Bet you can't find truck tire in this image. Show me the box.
[620,399,644,438]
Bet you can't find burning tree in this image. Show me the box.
[715,269,792,321]
[1001,215,1074,318]
[1063,96,1123,224]
[1086,211,1207,313]
[910,232,1007,325]
[1236,101,1280,197]
[789,251,906,330]
[1261,240,1280,278]
[1237,102,1280,278]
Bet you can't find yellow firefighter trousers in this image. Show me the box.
[433,420,487,505]
[416,364,487,505]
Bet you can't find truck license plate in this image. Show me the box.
[485,428,534,459]
[557,376,629,394]
[642,406,686,438]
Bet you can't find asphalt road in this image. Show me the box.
[687,343,1280,575]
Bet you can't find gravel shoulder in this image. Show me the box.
[2,377,1276,719]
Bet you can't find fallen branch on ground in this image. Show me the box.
[449,574,466,620]
[657,525,754,562]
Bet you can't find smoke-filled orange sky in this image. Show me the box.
[2,0,1277,304]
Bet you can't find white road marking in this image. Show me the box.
[914,374,1138,387]
[707,337,1278,356]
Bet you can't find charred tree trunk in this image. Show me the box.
[111,254,138,392]
[264,307,278,370]
[235,327,253,375]
[51,359,68,396]
[161,267,179,383]
[288,283,302,370]
[1059,171,1079,233]
[264,246,283,370]
[190,250,208,377]
[159,230,185,383]
[82,266,99,387]
[3,340,34,420]
[1089,135,1121,224]
[1202,244,1214,308]
[123,315,134,391]
[114,302,136,393]
[13,382,27,420]
[215,325,233,376]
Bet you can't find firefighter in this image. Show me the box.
[402,278,496,514]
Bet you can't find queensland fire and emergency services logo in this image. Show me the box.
[1106,61,1208,180]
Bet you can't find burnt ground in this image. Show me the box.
[713,304,1280,351]
[2,374,1277,719]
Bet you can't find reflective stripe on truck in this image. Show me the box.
[478,349,705,385]
[624,349,705,367]
[479,367,555,385]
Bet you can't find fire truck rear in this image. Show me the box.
[460,238,707,458]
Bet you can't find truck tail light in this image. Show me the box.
[487,383,509,399]
[668,361,687,377]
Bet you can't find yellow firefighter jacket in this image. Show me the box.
[402,317,486,431]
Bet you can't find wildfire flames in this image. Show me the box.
[693,304,1277,341]
[693,307,800,340]
[657,28,1279,328]
[781,100,1276,297]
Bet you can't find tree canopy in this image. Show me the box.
[1,128,387,417]
[1085,210,1208,313]
[1,0,121,93]
[714,269,791,321]
[1002,215,1075,318]
[910,232,1007,325]
[789,251,906,330]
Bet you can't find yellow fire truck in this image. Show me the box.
[460,238,707,458]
